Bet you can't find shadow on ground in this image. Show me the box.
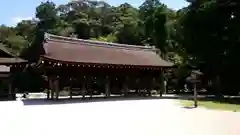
[21,94,240,106]
[198,97,240,105]
[22,95,161,106]
[173,94,240,105]
[181,106,197,109]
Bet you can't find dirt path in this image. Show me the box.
[0,99,239,135]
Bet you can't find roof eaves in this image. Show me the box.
[0,43,17,57]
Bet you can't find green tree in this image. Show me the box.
[36,1,58,31]
[15,20,37,42]
[179,0,240,95]
[114,3,143,45]
[152,5,168,56]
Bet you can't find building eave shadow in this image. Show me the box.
[22,95,161,106]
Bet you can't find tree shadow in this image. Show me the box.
[174,94,240,105]
[197,96,240,105]
[181,106,196,109]
[22,95,160,106]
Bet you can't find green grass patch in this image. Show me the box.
[178,99,240,112]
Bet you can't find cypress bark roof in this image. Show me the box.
[42,33,173,67]
[0,43,17,57]
[0,58,27,64]
[0,44,27,65]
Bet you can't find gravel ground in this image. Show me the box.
[0,99,239,135]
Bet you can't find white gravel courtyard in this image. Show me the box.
[0,98,240,135]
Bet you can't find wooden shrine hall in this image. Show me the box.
[40,33,174,100]
[0,44,28,100]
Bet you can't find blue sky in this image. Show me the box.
[0,0,188,26]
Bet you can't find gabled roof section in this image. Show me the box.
[0,43,17,57]
[0,65,10,72]
[0,58,27,65]
[0,44,28,65]
[42,33,174,67]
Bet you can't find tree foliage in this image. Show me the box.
[0,0,175,56]
[1,0,240,94]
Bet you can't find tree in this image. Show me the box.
[5,35,28,55]
[21,1,59,61]
[139,0,161,43]
[178,0,240,95]
[152,5,168,56]
[15,20,37,42]
[114,3,143,45]
[36,1,58,31]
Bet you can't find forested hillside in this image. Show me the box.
[0,0,240,95]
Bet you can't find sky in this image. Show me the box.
[0,0,188,26]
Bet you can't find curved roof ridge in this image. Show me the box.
[44,33,157,51]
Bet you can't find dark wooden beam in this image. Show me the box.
[123,76,129,96]
[54,77,60,100]
[105,77,110,97]
[49,77,54,100]
[81,80,86,99]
